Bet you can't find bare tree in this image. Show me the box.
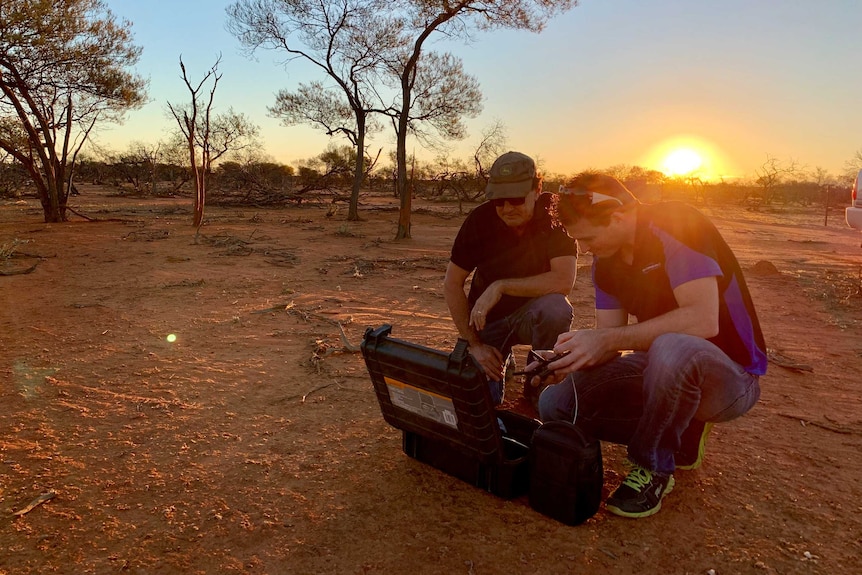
[214,150,295,205]
[110,141,163,194]
[473,120,507,190]
[753,154,801,205]
[168,57,217,230]
[387,0,578,239]
[227,0,399,221]
[845,148,862,180]
[423,121,507,205]
[0,148,29,198]
[0,0,146,222]
[167,56,258,230]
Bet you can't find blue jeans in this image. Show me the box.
[538,333,760,474]
[479,294,573,404]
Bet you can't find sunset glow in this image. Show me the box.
[641,136,729,181]
[90,2,857,183]
[663,148,703,177]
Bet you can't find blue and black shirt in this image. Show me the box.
[593,202,767,375]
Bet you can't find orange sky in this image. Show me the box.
[99,0,862,183]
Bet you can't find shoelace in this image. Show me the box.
[621,466,653,492]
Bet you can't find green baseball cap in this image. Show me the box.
[485,151,536,200]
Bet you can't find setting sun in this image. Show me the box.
[663,148,703,177]
[641,136,730,181]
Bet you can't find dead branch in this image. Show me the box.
[337,322,360,352]
[122,229,170,242]
[12,491,57,517]
[0,261,39,276]
[252,301,352,327]
[252,302,296,314]
[10,251,53,259]
[777,413,856,435]
[302,382,337,403]
[66,206,96,221]
[767,349,813,372]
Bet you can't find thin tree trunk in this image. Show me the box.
[394,76,412,239]
[193,166,205,228]
[348,116,366,221]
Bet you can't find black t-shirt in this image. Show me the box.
[592,202,767,375]
[450,193,577,323]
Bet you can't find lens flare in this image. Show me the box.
[663,148,703,176]
[166,334,177,343]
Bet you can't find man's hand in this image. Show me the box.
[469,342,504,381]
[541,276,722,375]
[522,349,568,389]
[549,329,614,374]
[469,282,502,331]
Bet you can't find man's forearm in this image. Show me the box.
[443,287,482,346]
[492,256,577,299]
[595,276,720,353]
[599,305,717,352]
[493,270,572,299]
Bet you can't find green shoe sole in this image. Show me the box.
[677,422,714,471]
[606,476,675,518]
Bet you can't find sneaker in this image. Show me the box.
[606,465,675,518]
[676,421,714,471]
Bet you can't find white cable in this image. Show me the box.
[571,375,579,425]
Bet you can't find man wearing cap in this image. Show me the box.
[535,171,765,518]
[443,151,578,405]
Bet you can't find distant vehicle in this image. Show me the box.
[847,169,862,230]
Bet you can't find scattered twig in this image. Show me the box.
[11,251,53,259]
[30,326,62,338]
[161,279,205,289]
[12,490,57,517]
[0,261,39,276]
[337,322,360,353]
[252,301,296,314]
[767,349,813,372]
[66,206,95,221]
[598,547,619,560]
[302,382,337,403]
[275,380,370,404]
[777,413,855,434]
[1,238,28,258]
[122,229,170,242]
[252,301,352,329]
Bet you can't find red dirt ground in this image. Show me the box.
[1,186,861,575]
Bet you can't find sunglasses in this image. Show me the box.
[490,196,527,208]
[558,185,623,206]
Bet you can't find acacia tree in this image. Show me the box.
[379,48,482,217]
[388,0,578,239]
[167,56,258,229]
[393,51,483,146]
[0,0,146,222]
[473,120,508,191]
[227,0,400,221]
[753,154,801,205]
[112,141,163,194]
[845,149,862,180]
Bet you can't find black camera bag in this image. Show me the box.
[528,420,603,525]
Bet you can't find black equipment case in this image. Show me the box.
[529,421,603,525]
[360,325,540,499]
